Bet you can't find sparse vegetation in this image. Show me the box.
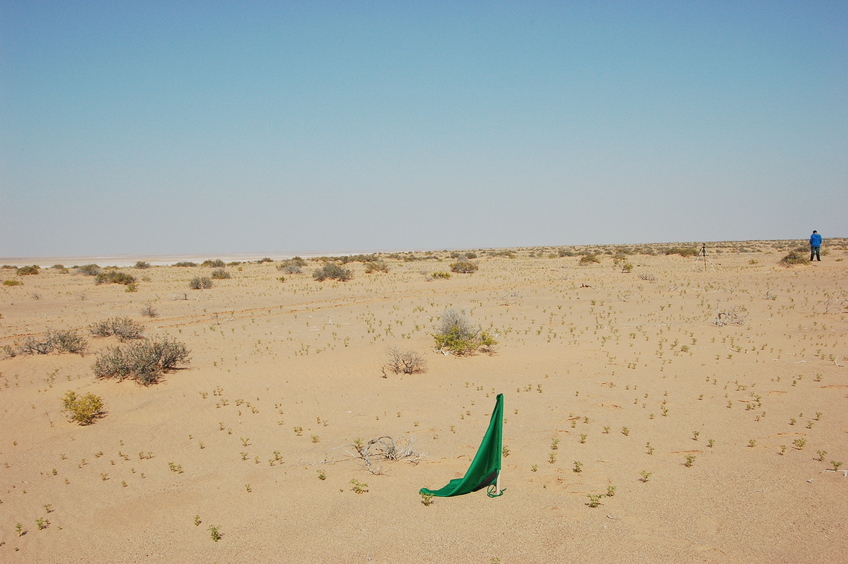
[93,337,190,385]
[189,276,213,290]
[62,391,105,425]
[450,258,478,273]
[95,270,136,286]
[90,317,144,341]
[211,268,231,280]
[313,263,353,282]
[432,309,496,355]
[385,347,427,374]
[16,265,40,276]
[780,251,808,266]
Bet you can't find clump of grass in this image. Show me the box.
[189,276,213,290]
[3,279,23,286]
[210,268,230,280]
[431,271,451,279]
[313,263,353,282]
[350,479,369,494]
[90,317,144,341]
[93,337,190,385]
[62,391,105,425]
[385,347,427,374]
[432,309,496,356]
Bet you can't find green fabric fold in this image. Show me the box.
[420,393,504,497]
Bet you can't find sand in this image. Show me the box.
[1,242,846,563]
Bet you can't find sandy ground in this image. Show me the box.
[1,241,846,563]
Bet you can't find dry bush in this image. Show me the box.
[715,306,746,327]
[15,329,88,356]
[278,263,302,274]
[90,317,144,341]
[140,303,158,318]
[346,436,424,475]
[62,391,105,425]
[638,272,656,282]
[93,337,190,385]
[364,261,389,274]
[385,347,427,374]
[579,254,600,265]
[16,265,40,276]
[173,261,197,267]
[665,247,700,257]
[780,251,807,266]
[433,309,496,355]
[450,259,478,273]
[210,268,231,279]
[95,270,136,286]
[134,261,151,269]
[76,264,101,276]
[313,263,353,282]
[201,259,225,268]
[189,276,213,289]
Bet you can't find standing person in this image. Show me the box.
[810,230,822,261]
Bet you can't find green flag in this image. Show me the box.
[420,393,504,498]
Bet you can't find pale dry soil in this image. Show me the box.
[1,245,846,563]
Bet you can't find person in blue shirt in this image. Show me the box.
[810,230,822,261]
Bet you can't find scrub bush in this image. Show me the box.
[385,347,427,374]
[579,254,600,265]
[16,265,40,276]
[780,252,807,266]
[189,276,213,289]
[449,259,478,273]
[433,309,496,355]
[201,259,225,268]
[95,271,136,285]
[93,337,190,385]
[76,264,101,276]
[211,268,231,279]
[313,263,353,282]
[90,317,144,341]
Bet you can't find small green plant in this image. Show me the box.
[317,470,326,480]
[208,525,222,542]
[62,391,105,425]
[684,454,696,467]
[572,461,583,473]
[831,461,843,472]
[551,437,560,450]
[548,452,557,464]
[194,515,201,526]
[748,439,757,448]
[579,434,587,444]
[707,439,715,448]
[586,494,603,507]
[421,493,435,506]
[502,445,510,457]
[816,450,827,462]
[16,522,25,536]
[793,438,806,450]
[531,464,538,472]
[168,462,183,473]
[621,426,629,436]
[350,479,369,494]
[606,485,616,497]
[692,431,700,441]
[639,470,652,482]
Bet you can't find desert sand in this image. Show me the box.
[1,241,846,563]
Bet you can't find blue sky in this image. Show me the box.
[2,1,846,257]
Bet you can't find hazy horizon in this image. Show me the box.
[2,2,846,257]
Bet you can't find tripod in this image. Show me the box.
[692,243,714,272]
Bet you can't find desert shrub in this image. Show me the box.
[433,309,496,356]
[364,261,389,274]
[1,264,14,269]
[715,307,746,327]
[450,259,478,274]
[289,256,307,267]
[90,317,144,341]
[780,251,807,266]
[76,264,101,276]
[665,247,699,257]
[256,257,273,264]
[174,261,197,267]
[93,337,190,385]
[140,303,158,318]
[95,271,136,286]
[579,254,600,265]
[278,263,302,275]
[16,329,87,356]
[201,259,225,268]
[313,263,353,282]
[16,265,40,276]
[62,391,105,425]
[3,280,23,286]
[134,261,151,269]
[48,329,88,354]
[189,276,213,290]
[638,272,656,282]
[431,271,451,279]
[621,263,634,273]
[210,268,231,279]
[51,264,65,270]
[385,347,427,374]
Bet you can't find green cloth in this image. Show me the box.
[420,393,504,497]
